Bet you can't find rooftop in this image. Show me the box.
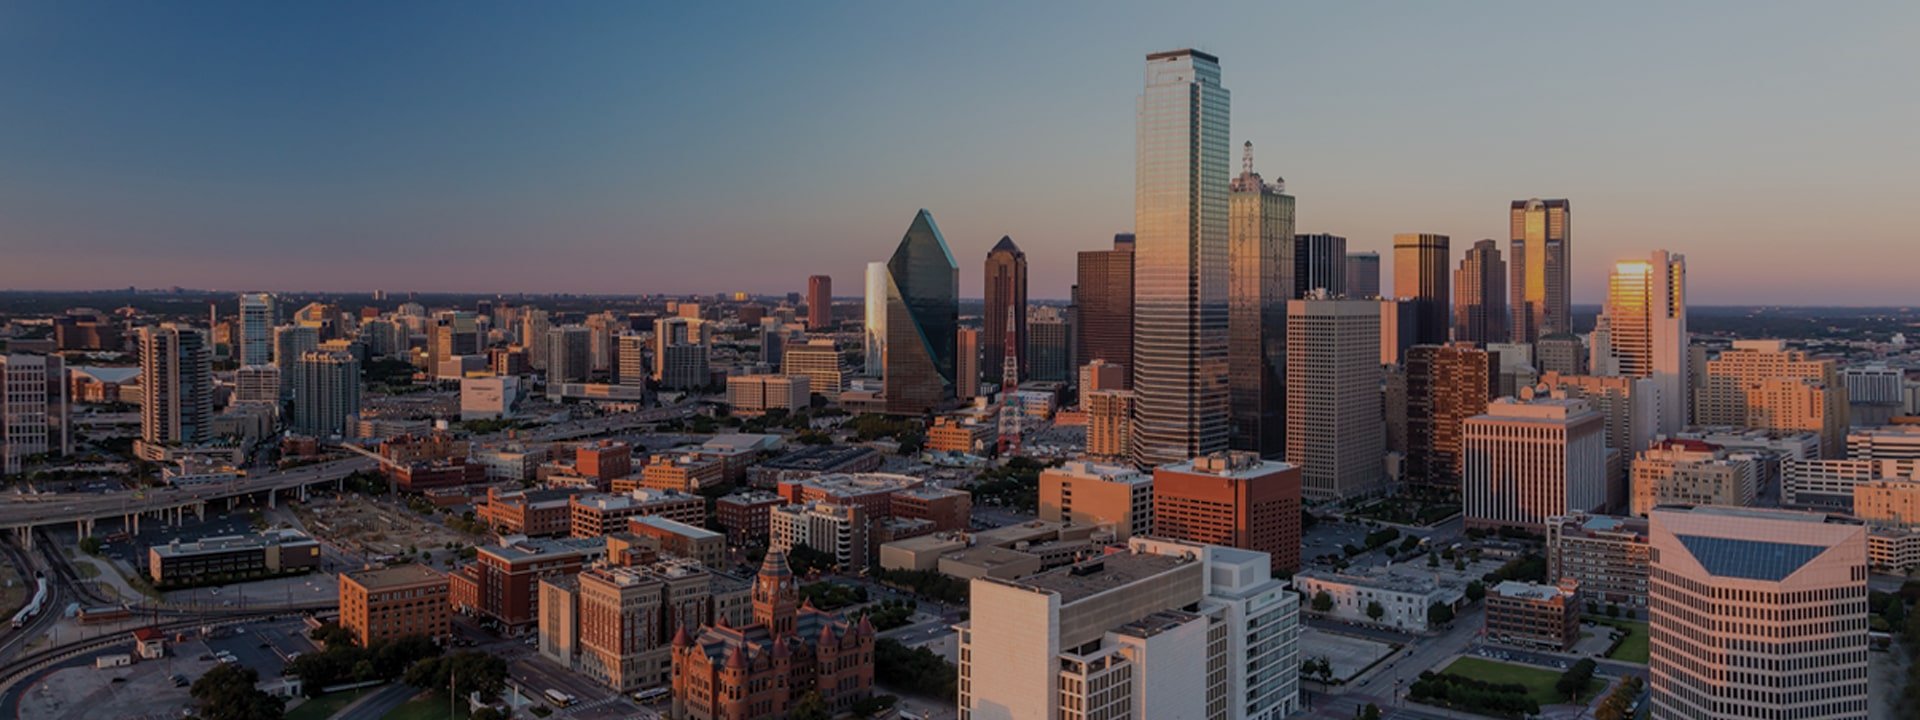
[1491,581,1573,601]
[780,472,923,498]
[1159,451,1296,479]
[152,529,316,558]
[630,515,723,540]
[1049,460,1152,484]
[1000,551,1191,606]
[345,563,446,590]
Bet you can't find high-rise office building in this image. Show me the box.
[292,351,361,437]
[955,327,981,399]
[862,261,887,378]
[881,210,959,415]
[238,292,274,367]
[615,335,647,387]
[1646,506,1867,720]
[1075,234,1134,386]
[1027,307,1071,383]
[584,312,620,374]
[1509,198,1572,343]
[1453,239,1507,345]
[0,353,68,476]
[1593,251,1689,435]
[1345,251,1380,299]
[1463,397,1607,532]
[273,324,318,401]
[806,274,833,330]
[521,309,552,371]
[546,326,592,384]
[784,339,848,396]
[140,324,213,448]
[983,236,1028,381]
[1152,452,1303,572]
[1291,233,1347,298]
[1085,390,1135,460]
[1227,142,1295,459]
[1378,298,1417,367]
[1698,340,1850,458]
[1132,49,1231,467]
[1406,344,1496,490]
[959,536,1301,720]
[1286,296,1385,501]
[1393,233,1451,346]
[652,317,710,390]
[428,312,479,376]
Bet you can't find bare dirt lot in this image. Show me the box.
[293,496,469,559]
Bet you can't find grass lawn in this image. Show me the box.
[285,689,373,720]
[382,690,477,720]
[1441,656,1598,706]
[1589,617,1650,664]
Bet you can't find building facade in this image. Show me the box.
[1592,251,1689,434]
[1152,453,1302,572]
[670,554,874,720]
[1406,344,1496,490]
[1074,234,1134,386]
[1508,198,1572,343]
[1453,239,1507,345]
[1039,460,1154,540]
[339,564,450,648]
[1393,233,1451,346]
[882,210,959,415]
[983,236,1029,382]
[1227,141,1295,459]
[1285,296,1385,501]
[1462,398,1608,532]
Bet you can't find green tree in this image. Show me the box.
[1427,602,1454,627]
[406,651,509,701]
[472,709,507,720]
[791,691,831,720]
[1465,580,1486,603]
[1366,601,1385,621]
[1359,703,1383,720]
[1886,596,1907,628]
[1312,591,1334,613]
[1428,551,1440,568]
[79,537,102,555]
[191,663,285,720]
[1556,658,1597,701]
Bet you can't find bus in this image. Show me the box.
[633,687,669,703]
[543,689,575,707]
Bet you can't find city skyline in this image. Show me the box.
[1,3,1914,304]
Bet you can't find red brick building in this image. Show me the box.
[1151,452,1303,572]
[477,487,580,538]
[888,486,973,532]
[448,539,587,632]
[670,553,873,720]
[391,457,487,493]
[577,440,633,483]
[714,491,784,545]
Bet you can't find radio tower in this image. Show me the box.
[996,306,1022,455]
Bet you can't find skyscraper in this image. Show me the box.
[1647,506,1867,720]
[139,324,212,448]
[238,292,274,366]
[1406,344,1496,490]
[882,210,958,415]
[1286,296,1385,501]
[1509,198,1572,343]
[521,309,551,371]
[546,326,591,384]
[616,335,647,387]
[1453,239,1507,345]
[653,317,710,390]
[1132,49,1231,467]
[862,261,887,377]
[1393,233,1451,345]
[1027,307,1072,383]
[806,274,832,330]
[1291,233,1347,298]
[955,327,981,399]
[1345,251,1381,299]
[983,236,1028,382]
[1227,141,1294,458]
[1593,251,1688,435]
[292,350,361,437]
[1075,234,1134,386]
[273,324,318,401]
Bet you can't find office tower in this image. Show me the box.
[1085,390,1135,460]
[1152,452,1303,572]
[546,326,591,384]
[1377,298,1417,367]
[1453,239,1506,345]
[615,335,647,387]
[1075,234,1134,385]
[1286,296,1385,501]
[958,536,1301,720]
[0,354,68,476]
[1629,440,1759,516]
[237,293,274,366]
[1393,233,1451,345]
[1487,342,1538,397]
[1227,141,1295,459]
[881,210,959,415]
[756,319,787,369]
[983,236,1028,382]
[139,324,213,447]
[784,339,849,396]
[737,303,766,326]
[1132,49,1231,467]
[1540,372,1660,464]
[1592,251,1689,435]
[1406,344,1496,490]
[233,365,282,405]
[1291,233,1347,298]
[955,327,981,399]
[1509,198,1572,343]
[521,309,552,371]
[806,274,833,330]
[1697,340,1849,457]
[1647,506,1867,720]
[1840,365,1905,426]
[652,317,710,390]
[358,319,400,359]
[1346,251,1381,299]
[1383,368,1409,455]
[273,324,318,401]
[1535,334,1587,375]
[1463,397,1607,532]
[292,351,360,437]
[428,312,479,376]
[1039,460,1154,539]
[862,261,887,378]
[1027,307,1071,382]
[584,312,620,374]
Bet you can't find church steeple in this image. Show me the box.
[752,551,799,636]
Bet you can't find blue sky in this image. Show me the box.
[1,1,1914,304]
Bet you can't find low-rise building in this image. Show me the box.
[1294,568,1464,632]
[629,516,726,568]
[1485,580,1580,651]
[640,454,728,492]
[570,490,706,539]
[1039,460,1154,540]
[1545,513,1650,608]
[339,564,449,647]
[1784,458,1920,511]
[147,529,321,588]
[478,487,578,537]
[1629,440,1760,517]
[714,491,784,545]
[474,445,548,484]
[769,502,867,570]
[726,374,809,415]
[744,446,882,488]
[885,485,973,532]
[541,560,754,693]
[926,415,994,455]
[448,537,588,632]
[1868,526,1920,573]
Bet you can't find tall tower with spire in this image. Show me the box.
[751,552,798,637]
[1227,140,1294,459]
[984,236,1028,385]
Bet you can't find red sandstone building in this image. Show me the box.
[1151,452,1303,572]
[670,553,873,720]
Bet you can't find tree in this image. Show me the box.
[1887,596,1907,628]
[191,663,285,720]
[407,651,509,701]
[1428,551,1440,567]
[1366,601,1385,622]
[1556,658,1597,701]
[791,691,832,720]
[1312,591,1334,613]
[1606,603,1621,618]
[851,695,898,719]
[1427,602,1454,627]
[471,709,507,720]
[79,537,102,555]
[1465,580,1486,603]
[1359,703,1383,720]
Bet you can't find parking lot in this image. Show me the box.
[15,620,308,720]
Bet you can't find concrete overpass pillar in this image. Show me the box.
[268,489,277,509]
[195,501,204,522]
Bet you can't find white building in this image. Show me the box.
[1463,397,1608,532]
[769,501,866,569]
[863,261,888,378]
[0,353,69,475]
[1846,425,1920,461]
[1294,568,1461,632]
[238,293,275,367]
[1783,458,1920,511]
[460,375,519,421]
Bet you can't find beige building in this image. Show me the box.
[725,374,809,415]
[1285,295,1386,501]
[1647,506,1868,720]
[539,561,752,692]
[1463,398,1608,532]
[1539,372,1658,459]
[782,339,849,395]
[1629,440,1759,517]
[769,501,867,569]
[1696,340,1849,457]
[1083,389,1134,459]
[1546,513,1650,608]
[1038,460,1153,540]
[1590,252,1688,435]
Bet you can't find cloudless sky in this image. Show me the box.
[1,1,1915,304]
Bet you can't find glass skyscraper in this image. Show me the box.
[1509,198,1572,343]
[1228,141,1293,459]
[238,292,274,367]
[882,209,958,415]
[1132,49,1231,467]
[863,261,887,377]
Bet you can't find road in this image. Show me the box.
[334,681,420,720]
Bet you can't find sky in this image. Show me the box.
[0,2,1915,305]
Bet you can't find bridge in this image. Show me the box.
[0,404,696,544]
